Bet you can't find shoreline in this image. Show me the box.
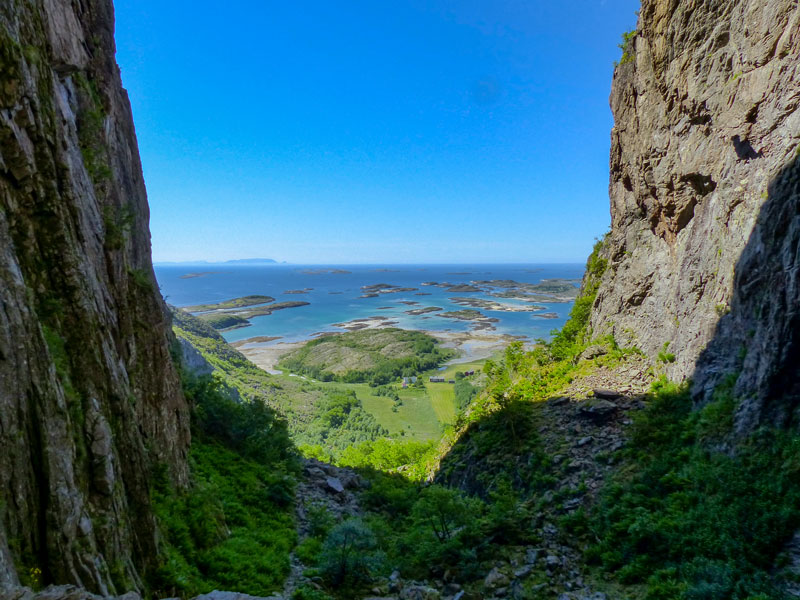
[235,324,515,373]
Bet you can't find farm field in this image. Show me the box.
[284,356,491,441]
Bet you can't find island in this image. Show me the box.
[183,294,275,311]
[405,306,443,316]
[179,271,218,279]
[300,268,351,275]
[185,295,310,330]
[449,297,547,312]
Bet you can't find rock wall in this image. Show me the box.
[591,0,800,423]
[0,0,190,593]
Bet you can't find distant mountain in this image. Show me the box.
[153,258,279,265]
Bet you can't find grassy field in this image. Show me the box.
[360,386,441,440]
[424,359,486,425]
[283,357,492,441]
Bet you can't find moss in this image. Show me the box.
[0,26,23,105]
[41,325,87,465]
[103,204,135,250]
[73,72,112,185]
[128,268,154,292]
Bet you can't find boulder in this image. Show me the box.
[399,585,440,600]
[484,567,510,589]
[325,476,345,494]
[578,400,618,423]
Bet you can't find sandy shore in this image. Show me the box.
[237,340,306,374]
[427,330,516,363]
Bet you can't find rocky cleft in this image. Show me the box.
[0,0,190,593]
[589,0,800,430]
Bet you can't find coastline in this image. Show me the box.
[236,324,514,374]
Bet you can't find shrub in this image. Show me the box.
[587,380,800,599]
[319,519,382,587]
[617,30,637,65]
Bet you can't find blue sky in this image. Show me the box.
[114,1,639,264]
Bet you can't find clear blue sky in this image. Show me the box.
[114,1,639,264]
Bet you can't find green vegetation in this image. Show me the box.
[172,308,395,459]
[338,438,438,479]
[128,268,154,292]
[279,328,454,385]
[585,377,800,599]
[658,341,676,364]
[318,518,382,588]
[359,384,442,440]
[74,72,112,184]
[295,471,532,595]
[294,390,388,453]
[197,312,250,330]
[103,204,135,250]
[548,236,607,361]
[453,379,478,411]
[151,370,298,597]
[617,30,637,66]
[184,295,276,311]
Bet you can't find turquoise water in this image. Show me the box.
[154,263,583,344]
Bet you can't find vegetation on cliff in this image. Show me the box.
[583,379,800,599]
[151,367,298,597]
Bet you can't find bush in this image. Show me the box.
[186,373,295,465]
[150,369,299,597]
[587,380,800,599]
[319,519,382,587]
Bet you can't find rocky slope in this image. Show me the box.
[590,0,800,426]
[0,0,189,593]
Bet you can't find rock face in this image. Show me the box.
[590,0,800,427]
[0,0,190,593]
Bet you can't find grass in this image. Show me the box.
[294,357,489,440]
[361,386,441,440]
[427,383,456,425]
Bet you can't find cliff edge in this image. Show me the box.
[591,0,800,428]
[0,0,190,593]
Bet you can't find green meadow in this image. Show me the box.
[273,357,490,442]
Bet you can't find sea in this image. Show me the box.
[154,263,584,346]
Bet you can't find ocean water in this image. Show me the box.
[154,264,584,345]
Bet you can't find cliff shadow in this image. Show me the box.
[692,148,800,432]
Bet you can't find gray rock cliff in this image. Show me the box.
[590,0,800,427]
[0,0,190,593]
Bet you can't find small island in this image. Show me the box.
[184,294,275,312]
[186,295,310,330]
[405,306,443,316]
[449,297,547,312]
[179,271,218,279]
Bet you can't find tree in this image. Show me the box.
[319,518,381,587]
[411,485,469,542]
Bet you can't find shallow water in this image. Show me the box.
[155,263,583,345]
